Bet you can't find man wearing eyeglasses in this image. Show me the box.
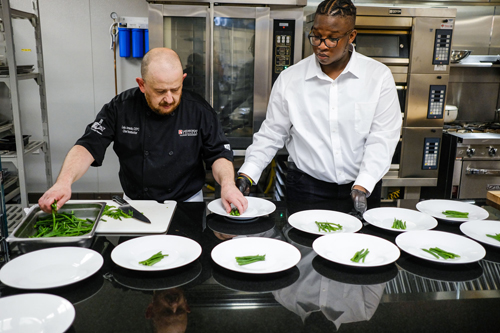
[236,0,401,216]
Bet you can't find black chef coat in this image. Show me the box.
[76,87,233,202]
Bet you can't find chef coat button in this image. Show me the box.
[144,188,149,192]
[169,151,173,156]
[144,151,149,156]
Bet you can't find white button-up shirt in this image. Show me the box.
[239,47,402,193]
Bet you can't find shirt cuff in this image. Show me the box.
[353,173,378,197]
[238,162,263,184]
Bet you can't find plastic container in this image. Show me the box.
[444,105,458,123]
[118,27,131,57]
[145,29,149,53]
[132,28,144,58]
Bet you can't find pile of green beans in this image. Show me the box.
[486,233,500,242]
[442,210,469,218]
[235,254,266,265]
[422,247,460,259]
[230,208,240,216]
[101,205,133,221]
[139,251,169,266]
[350,248,369,263]
[315,221,343,232]
[391,218,407,230]
[31,212,95,238]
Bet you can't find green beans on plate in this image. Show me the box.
[391,218,407,230]
[442,210,469,218]
[422,247,460,259]
[350,248,369,263]
[235,254,266,265]
[315,221,342,232]
[139,251,169,266]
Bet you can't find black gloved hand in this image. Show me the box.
[235,174,252,196]
[351,189,368,215]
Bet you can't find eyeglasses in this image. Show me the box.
[308,29,353,48]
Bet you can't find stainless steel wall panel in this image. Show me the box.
[453,6,495,55]
[491,6,500,55]
[447,82,500,122]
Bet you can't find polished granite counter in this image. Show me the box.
[1,200,500,333]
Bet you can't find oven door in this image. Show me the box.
[353,31,410,66]
[459,160,500,199]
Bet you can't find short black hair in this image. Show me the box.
[315,0,356,26]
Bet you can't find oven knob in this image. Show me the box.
[466,148,475,157]
[489,147,498,156]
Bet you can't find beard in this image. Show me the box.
[145,91,182,116]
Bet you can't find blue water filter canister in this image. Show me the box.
[132,28,144,58]
[145,29,149,53]
[118,28,131,57]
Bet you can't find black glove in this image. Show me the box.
[235,174,252,196]
[351,189,367,215]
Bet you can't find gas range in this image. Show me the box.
[444,132,500,159]
[444,122,500,134]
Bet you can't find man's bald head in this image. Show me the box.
[141,48,183,82]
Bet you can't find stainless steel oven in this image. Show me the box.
[423,132,500,200]
[147,0,305,149]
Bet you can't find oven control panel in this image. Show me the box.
[427,85,446,119]
[272,19,295,86]
[422,137,440,170]
[432,29,452,65]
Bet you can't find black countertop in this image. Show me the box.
[2,200,500,333]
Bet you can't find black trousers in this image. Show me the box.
[285,164,382,214]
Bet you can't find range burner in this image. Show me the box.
[444,122,500,134]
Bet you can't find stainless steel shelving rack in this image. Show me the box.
[0,0,52,210]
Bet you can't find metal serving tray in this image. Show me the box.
[6,202,106,253]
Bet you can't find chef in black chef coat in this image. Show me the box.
[39,48,248,214]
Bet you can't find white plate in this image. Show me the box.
[288,210,362,235]
[312,233,400,267]
[395,230,486,264]
[207,197,276,220]
[0,247,103,289]
[211,237,301,274]
[363,207,438,232]
[416,199,489,222]
[111,235,202,271]
[460,220,500,248]
[0,294,75,333]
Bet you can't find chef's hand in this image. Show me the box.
[221,183,248,215]
[235,173,253,196]
[38,182,72,214]
[351,187,368,215]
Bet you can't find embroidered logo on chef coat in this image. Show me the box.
[91,119,105,135]
[224,144,231,150]
[178,129,198,137]
[122,125,139,135]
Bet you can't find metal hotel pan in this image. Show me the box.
[6,202,106,253]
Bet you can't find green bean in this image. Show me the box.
[230,208,240,216]
[139,251,169,266]
[391,218,407,230]
[486,233,500,242]
[235,254,266,265]
[350,248,369,263]
[315,221,343,232]
[442,210,469,218]
[422,247,460,259]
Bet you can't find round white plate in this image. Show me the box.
[288,210,362,235]
[211,237,301,274]
[363,207,438,232]
[207,197,276,220]
[395,230,486,264]
[0,294,75,333]
[111,235,202,271]
[416,199,489,222]
[312,233,400,267]
[0,247,103,289]
[460,220,500,248]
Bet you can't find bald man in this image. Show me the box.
[39,48,247,214]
